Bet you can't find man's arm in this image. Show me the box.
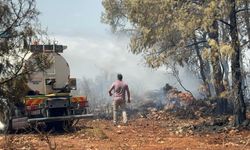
[108,84,114,96]
[126,85,130,103]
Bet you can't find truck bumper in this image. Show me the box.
[27,114,94,123]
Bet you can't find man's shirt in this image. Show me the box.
[109,80,130,101]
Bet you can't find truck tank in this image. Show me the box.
[27,53,70,95]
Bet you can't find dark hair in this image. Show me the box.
[117,73,123,81]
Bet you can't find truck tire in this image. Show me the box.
[45,108,73,131]
[45,120,72,132]
[0,98,12,134]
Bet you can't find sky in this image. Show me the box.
[36,0,201,93]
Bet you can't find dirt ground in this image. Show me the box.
[0,111,250,150]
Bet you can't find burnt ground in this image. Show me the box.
[0,110,250,150]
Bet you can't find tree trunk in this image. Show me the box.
[208,21,225,96]
[229,0,246,126]
[193,35,211,97]
[221,19,230,90]
[244,0,250,43]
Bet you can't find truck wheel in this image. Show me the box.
[45,120,72,132]
[0,99,12,134]
[45,122,59,131]
[63,120,73,131]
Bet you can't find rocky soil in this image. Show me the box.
[0,109,249,150]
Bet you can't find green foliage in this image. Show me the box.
[102,0,249,125]
[0,0,39,80]
[0,0,43,103]
[102,0,235,68]
[220,43,234,58]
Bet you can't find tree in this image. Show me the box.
[0,0,41,99]
[0,0,43,130]
[0,0,47,132]
[229,0,246,125]
[101,0,222,97]
[102,0,249,125]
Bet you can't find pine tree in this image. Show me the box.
[102,0,249,125]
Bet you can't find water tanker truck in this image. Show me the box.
[0,44,93,132]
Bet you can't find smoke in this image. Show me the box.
[49,34,202,100]
[173,66,202,98]
[52,34,169,91]
[0,121,4,131]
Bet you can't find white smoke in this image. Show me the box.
[0,121,4,131]
[52,34,168,91]
[47,34,202,98]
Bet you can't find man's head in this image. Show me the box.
[117,73,123,81]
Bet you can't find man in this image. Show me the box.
[108,74,130,125]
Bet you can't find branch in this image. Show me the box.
[145,39,206,57]
[0,50,30,85]
[236,8,250,14]
[0,70,29,85]
[185,40,207,47]
[171,65,194,98]
[0,1,23,38]
[218,19,233,28]
[240,40,250,48]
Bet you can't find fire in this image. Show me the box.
[165,88,194,110]
[177,92,194,103]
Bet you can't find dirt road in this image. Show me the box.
[0,112,250,150]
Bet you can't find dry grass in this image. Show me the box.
[34,127,57,150]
